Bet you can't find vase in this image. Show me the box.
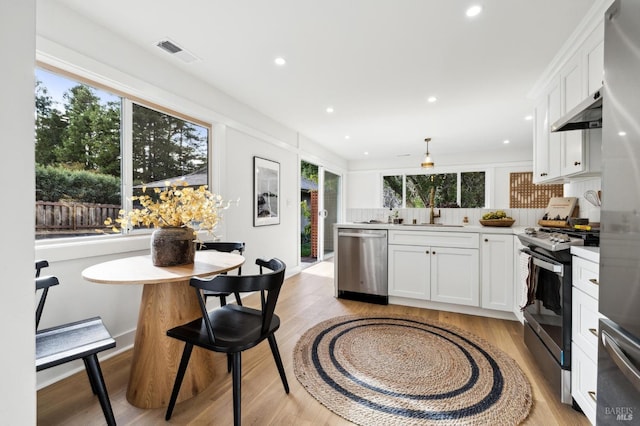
[150,226,196,267]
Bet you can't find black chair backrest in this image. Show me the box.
[198,242,245,275]
[190,258,286,343]
[198,241,245,254]
[35,275,59,330]
[35,259,49,278]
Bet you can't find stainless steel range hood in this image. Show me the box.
[551,87,603,132]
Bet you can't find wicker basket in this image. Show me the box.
[479,219,515,227]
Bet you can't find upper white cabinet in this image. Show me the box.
[533,76,561,182]
[584,21,605,95]
[532,21,604,183]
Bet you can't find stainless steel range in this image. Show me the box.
[517,227,599,405]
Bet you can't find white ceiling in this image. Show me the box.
[53,0,595,162]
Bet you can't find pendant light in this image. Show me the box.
[421,137,434,169]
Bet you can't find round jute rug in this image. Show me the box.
[293,315,532,425]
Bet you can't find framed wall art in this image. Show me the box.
[254,156,280,226]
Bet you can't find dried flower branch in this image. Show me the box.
[104,180,231,234]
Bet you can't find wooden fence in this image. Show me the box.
[36,201,121,232]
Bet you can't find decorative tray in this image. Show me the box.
[479,219,516,227]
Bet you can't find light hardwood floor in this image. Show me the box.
[37,261,589,425]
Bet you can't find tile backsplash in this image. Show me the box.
[346,208,545,228]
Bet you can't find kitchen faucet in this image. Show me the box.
[429,187,441,224]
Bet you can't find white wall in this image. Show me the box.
[1,0,37,422]
[33,0,347,388]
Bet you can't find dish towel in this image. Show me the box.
[519,252,534,311]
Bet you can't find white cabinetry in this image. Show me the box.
[533,76,561,183]
[533,21,604,183]
[388,231,479,307]
[480,234,514,312]
[571,249,602,425]
[388,244,429,299]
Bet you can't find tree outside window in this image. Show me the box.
[382,172,485,208]
[35,67,209,239]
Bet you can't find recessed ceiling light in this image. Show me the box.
[503,139,510,144]
[618,131,627,136]
[427,96,438,103]
[345,135,350,140]
[326,107,334,114]
[274,57,286,66]
[466,5,482,17]
[364,152,369,156]
[524,115,533,121]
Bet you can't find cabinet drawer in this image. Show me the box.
[572,256,599,299]
[389,231,479,249]
[571,343,597,425]
[572,287,602,358]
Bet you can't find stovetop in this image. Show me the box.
[517,227,599,252]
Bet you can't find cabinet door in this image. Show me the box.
[572,343,598,425]
[431,247,479,306]
[584,21,604,95]
[533,97,550,183]
[560,52,586,176]
[388,245,430,299]
[481,234,514,311]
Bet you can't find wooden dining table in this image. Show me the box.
[82,251,245,409]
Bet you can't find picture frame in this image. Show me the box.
[254,156,280,226]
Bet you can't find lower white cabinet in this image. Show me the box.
[388,244,479,307]
[388,244,430,299]
[571,249,601,425]
[480,234,514,311]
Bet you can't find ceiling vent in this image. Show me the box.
[155,38,200,63]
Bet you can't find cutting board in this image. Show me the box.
[538,197,578,227]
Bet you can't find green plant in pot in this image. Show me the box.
[105,180,229,266]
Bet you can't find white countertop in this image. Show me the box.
[335,222,527,235]
[571,246,600,263]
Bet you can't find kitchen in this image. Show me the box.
[3,0,640,424]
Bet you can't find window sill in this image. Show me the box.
[35,233,152,263]
[34,230,218,263]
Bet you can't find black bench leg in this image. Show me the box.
[84,354,116,426]
[268,335,289,393]
[165,343,194,420]
[83,357,99,395]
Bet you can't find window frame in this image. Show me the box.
[381,169,489,209]
[35,62,213,242]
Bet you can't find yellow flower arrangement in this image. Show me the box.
[105,180,229,234]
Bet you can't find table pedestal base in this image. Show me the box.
[126,280,216,409]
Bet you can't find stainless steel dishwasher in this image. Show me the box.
[337,228,388,304]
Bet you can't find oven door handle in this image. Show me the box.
[532,257,563,274]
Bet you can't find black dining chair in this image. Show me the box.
[165,258,289,426]
[35,264,117,426]
[198,241,245,306]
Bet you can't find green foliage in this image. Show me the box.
[36,164,121,204]
[300,200,312,237]
[301,160,318,183]
[382,175,402,208]
[132,104,208,184]
[406,173,458,208]
[461,172,486,208]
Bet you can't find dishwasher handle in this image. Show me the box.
[338,231,387,238]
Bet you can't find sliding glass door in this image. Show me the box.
[300,160,341,264]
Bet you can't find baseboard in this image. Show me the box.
[388,296,519,321]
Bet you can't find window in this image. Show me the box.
[382,175,402,208]
[35,67,209,239]
[382,172,486,208]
